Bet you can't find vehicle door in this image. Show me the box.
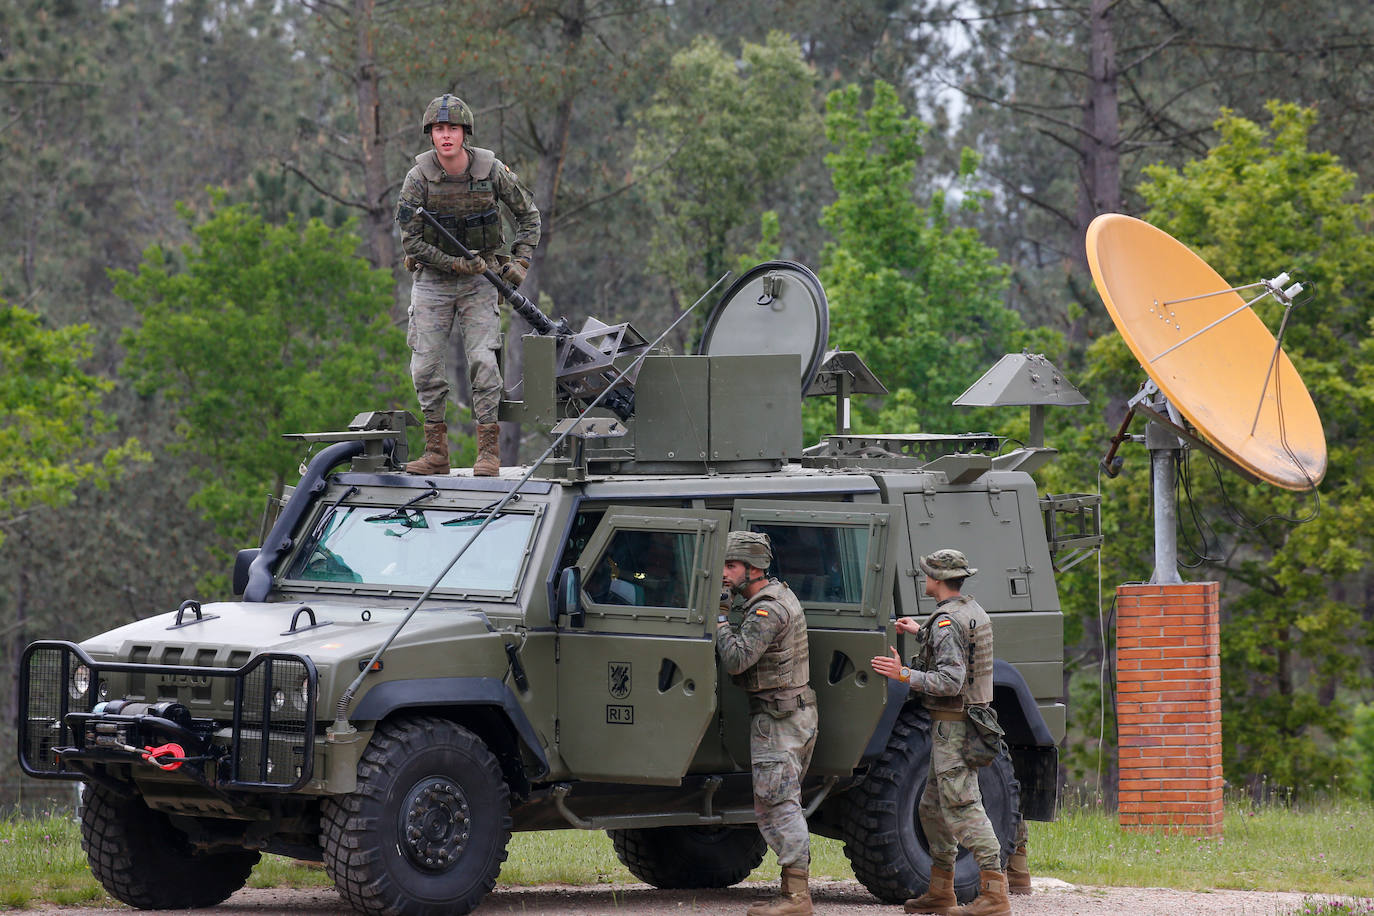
[556,506,729,784]
[723,500,896,775]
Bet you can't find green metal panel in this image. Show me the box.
[708,355,802,461]
[632,356,711,462]
[905,488,1033,613]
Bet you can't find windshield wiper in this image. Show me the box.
[365,484,438,523]
[441,494,518,526]
[310,485,360,542]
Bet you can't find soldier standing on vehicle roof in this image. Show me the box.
[394,93,540,478]
[871,549,1011,916]
[715,531,818,916]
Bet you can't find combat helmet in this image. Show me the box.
[919,548,977,580]
[724,531,772,570]
[422,94,475,136]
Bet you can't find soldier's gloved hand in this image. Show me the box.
[451,255,487,276]
[403,255,419,272]
[498,257,530,288]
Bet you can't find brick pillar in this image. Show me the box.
[1115,581,1223,835]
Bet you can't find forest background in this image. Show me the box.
[3,0,1374,807]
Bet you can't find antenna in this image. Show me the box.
[1087,214,1326,582]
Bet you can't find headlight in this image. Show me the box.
[291,675,310,712]
[70,665,91,700]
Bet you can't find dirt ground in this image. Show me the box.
[29,878,1348,915]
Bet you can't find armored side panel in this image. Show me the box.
[608,353,801,472]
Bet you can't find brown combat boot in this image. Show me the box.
[904,865,957,915]
[955,869,1011,916]
[404,421,450,475]
[746,866,812,916]
[1006,845,1030,895]
[472,422,500,477]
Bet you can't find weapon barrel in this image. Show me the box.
[414,208,566,336]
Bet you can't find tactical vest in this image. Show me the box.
[416,147,504,255]
[733,581,810,695]
[918,593,994,712]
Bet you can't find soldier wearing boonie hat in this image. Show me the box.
[871,549,1012,916]
[715,531,817,916]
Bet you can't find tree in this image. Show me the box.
[0,298,145,548]
[817,81,1054,437]
[1090,103,1374,792]
[632,32,822,313]
[115,199,411,549]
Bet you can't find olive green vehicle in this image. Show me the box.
[16,262,1098,915]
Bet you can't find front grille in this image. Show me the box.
[18,641,317,792]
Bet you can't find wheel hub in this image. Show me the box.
[398,776,471,872]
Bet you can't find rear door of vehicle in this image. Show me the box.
[726,500,895,775]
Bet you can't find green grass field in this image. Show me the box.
[2,798,1371,909]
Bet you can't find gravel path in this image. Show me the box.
[29,878,1350,915]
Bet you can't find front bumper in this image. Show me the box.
[18,640,318,793]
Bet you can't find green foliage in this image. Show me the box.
[1128,103,1374,791]
[1343,704,1374,802]
[633,32,821,304]
[0,297,146,548]
[816,81,1056,437]
[115,199,411,552]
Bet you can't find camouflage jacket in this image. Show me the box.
[716,580,809,698]
[396,147,540,271]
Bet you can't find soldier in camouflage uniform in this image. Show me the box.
[716,531,818,916]
[871,549,1011,916]
[395,93,540,477]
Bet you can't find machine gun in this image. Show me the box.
[414,207,646,421]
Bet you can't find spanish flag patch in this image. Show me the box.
[755,608,769,617]
[937,619,953,627]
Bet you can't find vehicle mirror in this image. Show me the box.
[555,566,584,627]
[232,549,260,596]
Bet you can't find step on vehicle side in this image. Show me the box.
[16,262,1099,915]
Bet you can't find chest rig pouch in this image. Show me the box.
[421,149,503,255]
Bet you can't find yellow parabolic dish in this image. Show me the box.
[1086,213,1326,490]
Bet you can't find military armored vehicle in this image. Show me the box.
[17,261,1097,915]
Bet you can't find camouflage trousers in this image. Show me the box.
[750,702,818,869]
[407,266,502,425]
[919,719,1001,872]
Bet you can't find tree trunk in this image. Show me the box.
[500,0,584,468]
[350,0,399,318]
[1074,0,1123,265]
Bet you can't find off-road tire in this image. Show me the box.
[609,825,767,888]
[839,705,1019,904]
[321,716,511,916]
[80,782,259,909]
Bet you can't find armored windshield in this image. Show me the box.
[283,506,536,595]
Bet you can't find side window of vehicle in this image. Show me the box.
[750,523,869,605]
[586,529,694,609]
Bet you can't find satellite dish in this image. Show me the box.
[696,261,829,392]
[1087,214,1325,491]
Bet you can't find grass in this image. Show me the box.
[2,798,1371,909]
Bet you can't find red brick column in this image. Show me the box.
[1115,581,1223,835]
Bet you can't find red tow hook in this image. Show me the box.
[141,743,186,771]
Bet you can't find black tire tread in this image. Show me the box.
[80,783,259,909]
[609,826,766,888]
[838,705,1019,904]
[320,715,511,916]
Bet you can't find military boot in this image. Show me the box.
[1006,844,1030,895]
[955,869,1011,916]
[405,421,450,475]
[745,866,812,916]
[903,866,957,915]
[473,422,500,477]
